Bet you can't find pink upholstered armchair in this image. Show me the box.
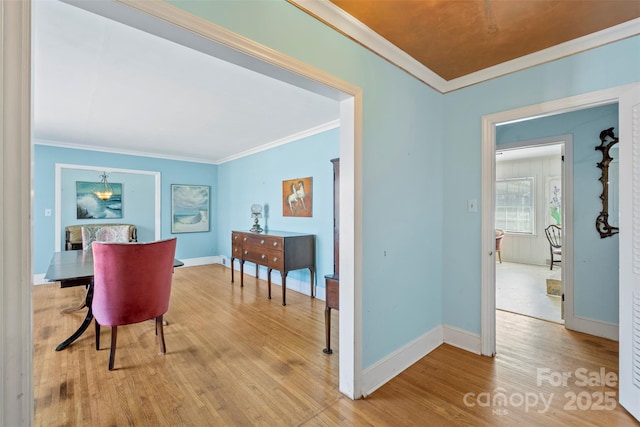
[92,238,177,370]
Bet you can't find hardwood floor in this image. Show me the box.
[33,264,637,426]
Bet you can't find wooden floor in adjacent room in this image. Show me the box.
[33,264,637,426]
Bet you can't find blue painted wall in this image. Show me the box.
[443,36,639,333]
[35,0,640,373]
[34,128,339,292]
[497,104,619,324]
[33,144,218,273]
[169,0,446,368]
[167,0,637,366]
[217,128,339,286]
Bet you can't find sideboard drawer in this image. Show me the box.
[243,234,283,251]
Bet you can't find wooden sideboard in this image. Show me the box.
[231,230,315,306]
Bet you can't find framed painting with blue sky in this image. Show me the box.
[171,184,210,233]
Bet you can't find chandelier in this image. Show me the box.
[93,172,114,201]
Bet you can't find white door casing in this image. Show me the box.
[617,84,640,421]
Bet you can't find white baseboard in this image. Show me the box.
[223,255,324,300]
[443,324,482,354]
[180,255,220,267]
[566,316,618,341]
[33,273,48,285]
[360,324,444,397]
[33,255,324,300]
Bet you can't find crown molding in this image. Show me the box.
[33,119,340,165]
[444,18,640,92]
[290,0,640,94]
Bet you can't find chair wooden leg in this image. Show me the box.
[108,326,118,371]
[95,321,101,350]
[156,316,166,355]
[497,250,502,263]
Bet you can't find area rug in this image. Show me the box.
[546,278,562,296]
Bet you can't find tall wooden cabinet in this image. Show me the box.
[324,158,339,354]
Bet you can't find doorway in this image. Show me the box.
[481,91,627,356]
[30,0,362,405]
[494,141,566,324]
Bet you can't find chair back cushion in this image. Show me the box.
[81,225,132,250]
[92,238,177,327]
[65,224,136,250]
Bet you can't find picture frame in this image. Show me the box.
[282,177,312,217]
[171,184,210,233]
[76,181,123,219]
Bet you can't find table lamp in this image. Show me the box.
[250,204,263,233]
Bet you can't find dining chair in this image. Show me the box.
[92,238,177,370]
[60,225,137,314]
[544,224,562,270]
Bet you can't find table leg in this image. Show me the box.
[267,268,272,299]
[323,306,333,354]
[309,267,315,298]
[240,259,245,287]
[281,272,287,306]
[60,285,88,313]
[56,281,94,351]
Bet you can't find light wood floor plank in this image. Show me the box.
[33,264,638,426]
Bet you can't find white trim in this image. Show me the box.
[216,120,340,164]
[179,256,220,267]
[443,324,482,355]
[35,119,341,166]
[289,0,447,92]
[54,163,162,251]
[360,325,443,397]
[444,19,640,92]
[289,0,640,93]
[63,0,363,400]
[481,84,638,355]
[1,0,33,424]
[569,316,619,341]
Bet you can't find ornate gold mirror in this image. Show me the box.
[595,127,619,238]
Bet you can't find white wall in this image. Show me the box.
[496,154,562,265]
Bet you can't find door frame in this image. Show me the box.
[494,136,571,324]
[481,84,636,355]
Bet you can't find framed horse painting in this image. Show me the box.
[282,177,312,217]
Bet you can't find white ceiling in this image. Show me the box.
[33,0,341,164]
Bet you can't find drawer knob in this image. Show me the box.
[273,257,278,262]
[243,237,247,242]
[244,250,248,255]
[261,254,266,259]
[273,242,278,247]
[260,239,265,245]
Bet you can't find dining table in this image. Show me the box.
[44,249,184,351]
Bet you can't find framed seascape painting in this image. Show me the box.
[171,184,210,233]
[76,181,123,219]
[282,177,312,217]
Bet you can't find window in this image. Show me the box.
[496,177,535,234]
